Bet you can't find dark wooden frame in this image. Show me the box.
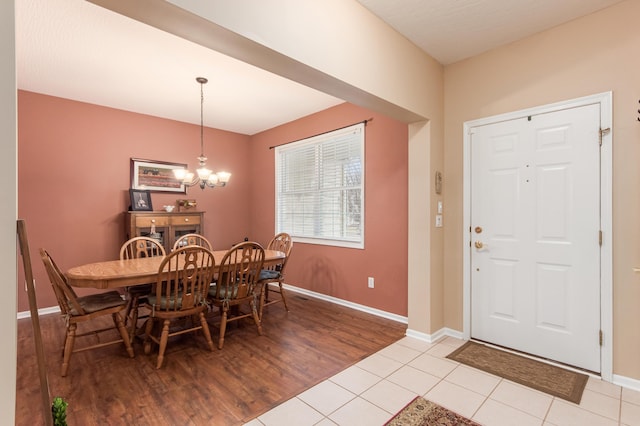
[130,158,187,193]
[129,189,153,211]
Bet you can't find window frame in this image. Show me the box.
[274,122,365,249]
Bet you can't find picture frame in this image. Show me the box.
[130,158,187,193]
[129,189,153,211]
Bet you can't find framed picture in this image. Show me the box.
[129,189,153,211]
[130,158,187,193]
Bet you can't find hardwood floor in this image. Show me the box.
[16,294,406,425]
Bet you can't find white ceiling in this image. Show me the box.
[356,0,626,65]
[15,0,626,135]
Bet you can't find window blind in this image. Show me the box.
[275,122,364,248]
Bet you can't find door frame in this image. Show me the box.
[462,92,612,381]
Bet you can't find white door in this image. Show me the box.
[470,103,601,372]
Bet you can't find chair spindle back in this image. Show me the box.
[215,241,265,301]
[152,246,214,313]
[120,236,166,260]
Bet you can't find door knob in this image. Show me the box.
[474,241,484,249]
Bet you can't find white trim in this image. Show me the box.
[406,327,464,344]
[462,92,613,382]
[613,374,640,393]
[291,236,364,250]
[282,284,408,324]
[405,328,433,342]
[442,327,465,340]
[275,122,365,249]
[17,305,60,319]
[599,92,613,383]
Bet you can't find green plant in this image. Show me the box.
[51,397,68,426]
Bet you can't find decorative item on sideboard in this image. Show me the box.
[129,189,153,211]
[177,199,197,212]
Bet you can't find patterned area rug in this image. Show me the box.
[385,397,479,426]
[447,341,588,404]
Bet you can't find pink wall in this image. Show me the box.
[250,103,408,315]
[18,90,252,310]
[18,93,409,316]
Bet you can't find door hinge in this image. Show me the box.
[599,127,611,146]
[599,230,603,246]
[599,330,604,346]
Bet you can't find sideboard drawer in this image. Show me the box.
[136,216,169,227]
[171,215,201,226]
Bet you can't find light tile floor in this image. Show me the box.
[245,336,640,426]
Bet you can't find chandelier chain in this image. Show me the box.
[199,78,206,163]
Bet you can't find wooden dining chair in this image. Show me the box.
[39,248,135,377]
[120,236,166,259]
[172,233,213,251]
[258,232,293,320]
[142,246,215,368]
[208,241,265,349]
[119,236,166,342]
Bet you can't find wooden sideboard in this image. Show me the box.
[125,211,204,253]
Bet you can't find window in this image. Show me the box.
[275,122,364,248]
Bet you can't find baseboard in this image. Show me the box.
[442,327,465,340]
[282,283,408,324]
[405,328,432,342]
[17,305,59,320]
[405,327,464,343]
[613,374,640,392]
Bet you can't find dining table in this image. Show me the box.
[66,249,286,289]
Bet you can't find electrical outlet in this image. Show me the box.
[368,277,375,288]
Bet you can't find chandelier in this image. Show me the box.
[174,77,231,189]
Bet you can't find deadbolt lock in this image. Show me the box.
[474,226,483,234]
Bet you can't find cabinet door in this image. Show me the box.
[169,214,202,249]
[135,225,169,250]
[133,216,169,249]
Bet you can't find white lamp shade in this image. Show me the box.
[196,166,212,180]
[173,168,188,180]
[182,172,195,184]
[217,171,231,183]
